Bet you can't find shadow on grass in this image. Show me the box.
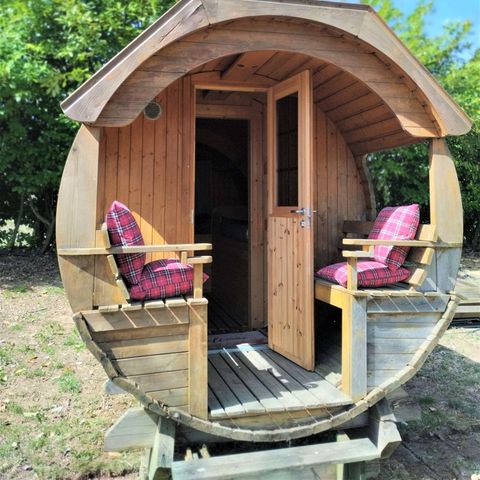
[0,251,63,291]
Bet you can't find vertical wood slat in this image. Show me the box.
[313,107,368,269]
[188,299,208,419]
[141,116,155,264]
[153,90,168,258]
[165,80,180,248]
[326,117,338,265]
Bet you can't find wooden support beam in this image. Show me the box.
[342,296,367,402]
[368,398,402,459]
[104,379,127,396]
[171,437,378,479]
[104,408,159,452]
[429,138,463,245]
[187,298,208,418]
[147,417,176,480]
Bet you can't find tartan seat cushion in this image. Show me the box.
[106,201,145,285]
[315,261,411,288]
[369,204,420,271]
[129,259,209,301]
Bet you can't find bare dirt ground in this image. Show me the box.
[0,253,479,479]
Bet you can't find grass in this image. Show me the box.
[0,256,138,479]
[57,371,82,393]
[1,253,479,479]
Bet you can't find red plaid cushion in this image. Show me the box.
[106,201,145,285]
[129,259,209,301]
[368,204,420,271]
[315,261,410,288]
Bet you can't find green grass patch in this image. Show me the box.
[5,284,30,294]
[34,321,65,346]
[5,402,24,415]
[56,371,82,394]
[42,285,64,295]
[417,395,436,406]
[63,331,85,352]
[0,344,15,366]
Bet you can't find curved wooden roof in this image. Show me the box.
[61,0,471,139]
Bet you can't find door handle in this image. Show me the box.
[290,207,316,228]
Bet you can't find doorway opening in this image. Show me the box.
[195,117,250,333]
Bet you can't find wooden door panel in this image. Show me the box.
[267,70,314,371]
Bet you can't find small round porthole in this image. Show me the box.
[144,101,162,120]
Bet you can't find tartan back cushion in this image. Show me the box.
[106,201,146,285]
[369,204,420,271]
[315,261,411,288]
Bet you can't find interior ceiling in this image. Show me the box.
[190,49,427,155]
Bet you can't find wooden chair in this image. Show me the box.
[314,219,438,403]
[316,220,438,293]
[98,223,212,305]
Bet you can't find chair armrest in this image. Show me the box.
[186,256,213,265]
[58,243,212,256]
[342,248,374,258]
[343,238,435,247]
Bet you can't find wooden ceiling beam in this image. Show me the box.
[221,51,276,81]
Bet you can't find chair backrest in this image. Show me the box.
[341,221,437,290]
[99,224,131,302]
[106,201,146,285]
[403,224,437,289]
[368,204,420,270]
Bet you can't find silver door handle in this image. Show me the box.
[290,208,305,214]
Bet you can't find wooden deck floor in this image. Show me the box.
[207,295,249,334]
[207,344,352,420]
[454,277,480,321]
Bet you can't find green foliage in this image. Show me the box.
[0,0,478,248]
[362,0,480,247]
[0,0,174,250]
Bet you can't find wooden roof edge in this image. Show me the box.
[60,0,472,136]
[60,0,204,122]
[356,12,472,137]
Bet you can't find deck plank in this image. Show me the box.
[207,345,353,419]
[263,350,352,406]
[208,359,246,417]
[209,354,266,414]
[219,352,285,413]
[232,352,304,411]
[208,386,225,418]
[250,351,328,408]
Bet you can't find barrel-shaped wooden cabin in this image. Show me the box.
[57,0,471,446]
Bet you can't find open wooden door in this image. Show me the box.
[267,70,315,371]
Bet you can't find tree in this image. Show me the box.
[0,0,174,251]
[361,0,480,248]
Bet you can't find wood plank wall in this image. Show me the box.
[94,75,368,305]
[313,106,367,269]
[94,77,194,305]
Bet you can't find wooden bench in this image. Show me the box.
[314,221,438,402]
[97,223,212,305]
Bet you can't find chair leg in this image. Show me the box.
[193,264,203,299]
